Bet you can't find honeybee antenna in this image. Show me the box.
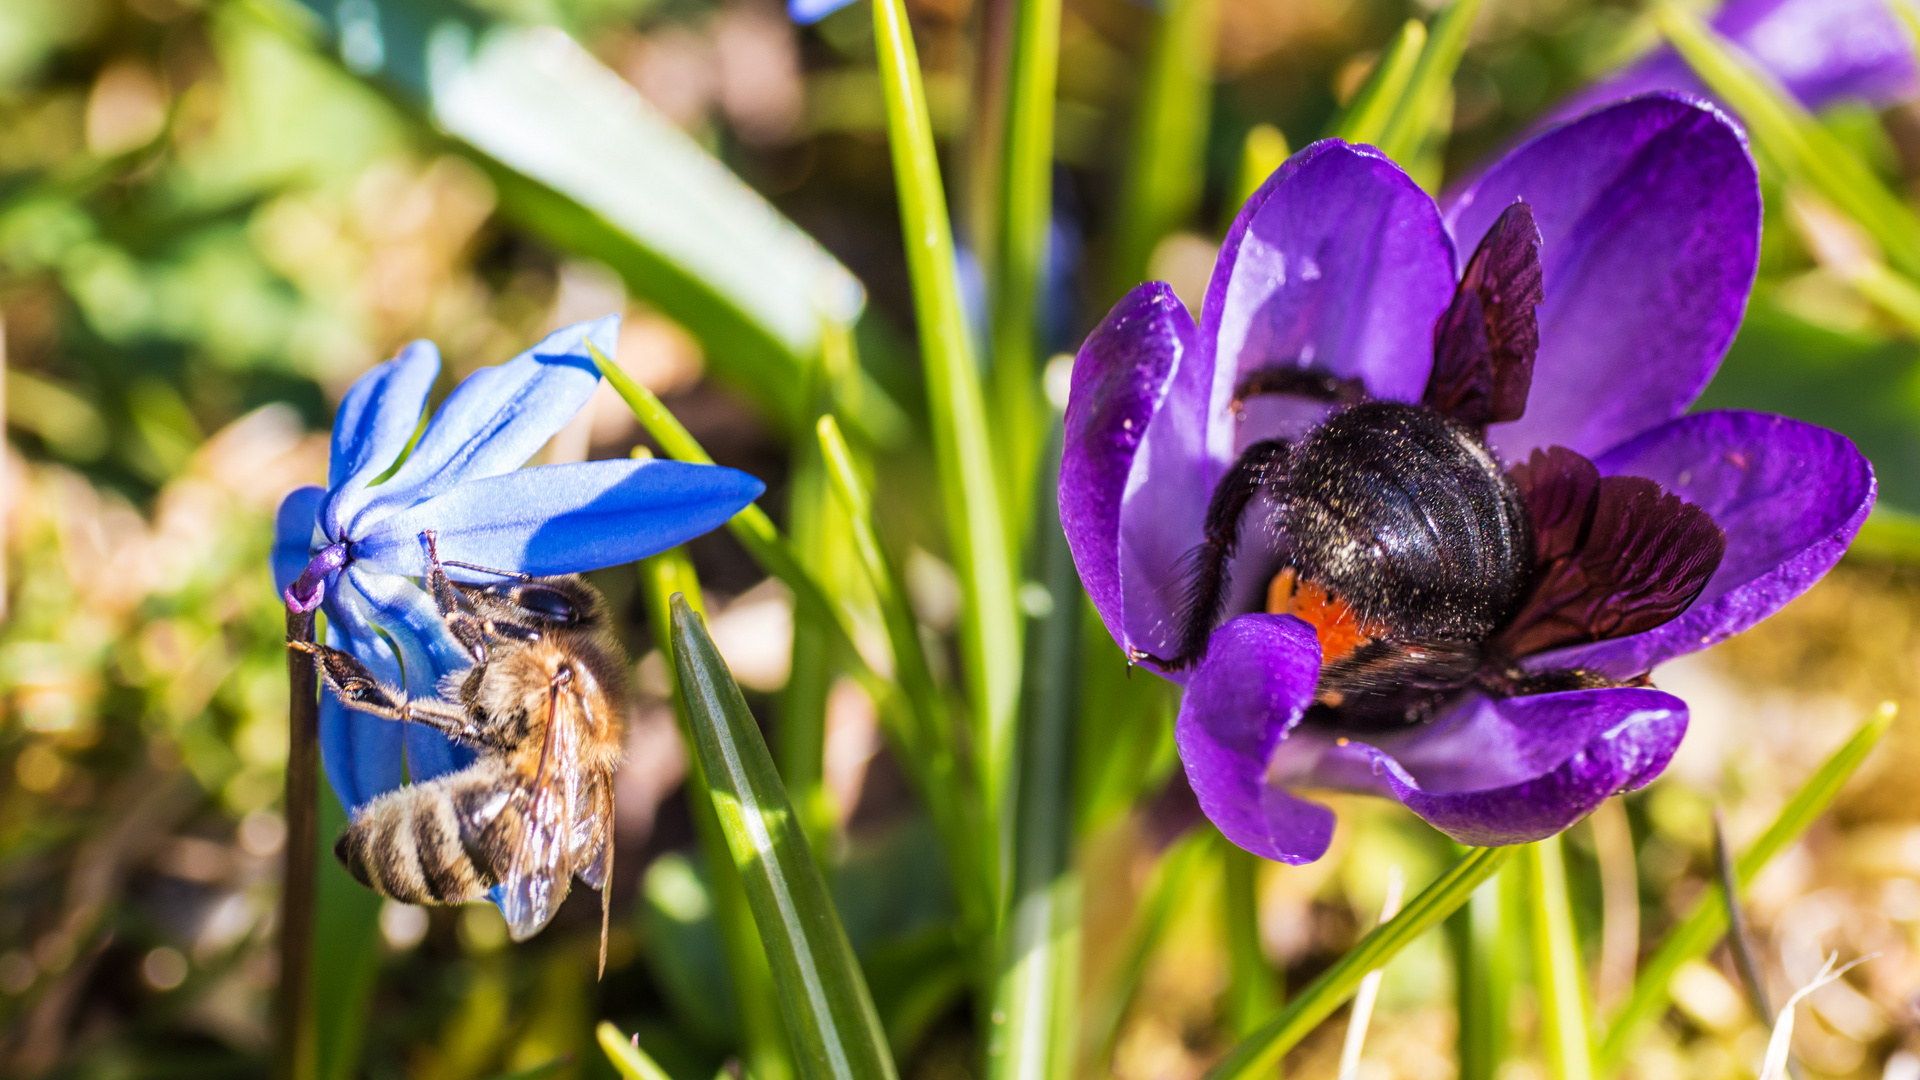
[419,530,533,582]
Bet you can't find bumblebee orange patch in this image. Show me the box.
[1266,567,1385,663]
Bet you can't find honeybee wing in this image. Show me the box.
[488,679,596,942]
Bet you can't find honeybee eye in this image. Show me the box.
[512,586,580,625]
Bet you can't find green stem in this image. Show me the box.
[1108,0,1218,301]
[641,553,796,1080]
[1220,839,1281,1038]
[1448,866,1512,1080]
[986,436,1082,1080]
[872,0,1023,911]
[1524,836,1592,1080]
[1203,847,1513,1080]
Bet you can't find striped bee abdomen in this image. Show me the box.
[335,763,509,906]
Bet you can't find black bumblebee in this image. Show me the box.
[1147,202,1727,727]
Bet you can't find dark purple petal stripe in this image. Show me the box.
[1448,94,1760,460]
[1173,614,1337,864]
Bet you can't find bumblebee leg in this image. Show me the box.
[1138,438,1292,671]
[289,640,510,751]
[1231,367,1368,412]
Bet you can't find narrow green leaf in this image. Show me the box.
[670,594,900,1080]
[642,553,797,1080]
[817,413,990,934]
[1329,20,1426,146]
[598,1022,676,1080]
[872,0,1023,906]
[1654,1,1920,280]
[1374,0,1484,168]
[1597,704,1896,1072]
[1088,830,1210,1067]
[1448,868,1513,1080]
[271,0,887,433]
[1108,0,1220,300]
[1525,835,1593,1080]
[987,434,1083,1080]
[1220,839,1282,1038]
[1851,506,1920,561]
[987,0,1065,533]
[1203,846,1513,1080]
[482,1057,572,1080]
[1226,123,1291,228]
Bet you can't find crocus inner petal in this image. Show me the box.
[1060,282,1208,663]
[323,342,441,536]
[1174,614,1337,864]
[1447,95,1760,461]
[350,458,765,580]
[1527,409,1874,678]
[273,485,327,595]
[1202,139,1457,459]
[1283,687,1687,848]
[351,316,617,531]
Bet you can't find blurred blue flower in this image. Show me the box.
[271,316,764,812]
[788,0,854,26]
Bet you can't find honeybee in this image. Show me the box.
[291,532,627,972]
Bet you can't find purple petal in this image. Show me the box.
[1550,0,1918,126]
[1061,283,1199,659]
[350,458,765,579]
[1287,688,1687,847]
[1528,410,1874,678]
[1448,95,1760,460]
[349,317,618,533]
[1174,614,1337,864]
[1203,139,1456,448]
[273,485,326,595]
[323,342,440,536]
[343,568,478,786]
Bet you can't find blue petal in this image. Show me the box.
[789,0,859,24]
[317,598,408,814]
[345,567,480,786]
[350,458,765,579]
[349,317,617,534]
[323,342,441,536]
[273,485,326,595]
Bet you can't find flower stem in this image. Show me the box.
[276,608,319,1080]
[1203,846,1512,1080]
[1220,839,1281,1038]
[1524,834,1593,1080]
[1448,865,1512,1080]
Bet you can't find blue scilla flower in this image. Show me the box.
[270,316,764,813]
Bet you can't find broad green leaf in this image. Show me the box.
[872,0,1023,900]
[1654,1,1920,281]
[642,554,796,1080]
[1597,705,1896,1072]
[267,0,904,435]
[1376,0,1484,180]
[1524,835,1593,1080]
[599,1022,676,1080]
[1108,0,1219,301]
[1203,846,1513,1080]
[1329,19,1425,147]
[670,594,900,1080]
[987,436,1083,1080]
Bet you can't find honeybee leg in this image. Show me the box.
[1133,438,1291,671]
[1231,367,1369,412]
[419,532,492,664]
[288,641,512,751]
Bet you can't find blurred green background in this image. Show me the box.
[5,0,1920,1077]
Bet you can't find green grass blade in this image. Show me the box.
[1448,866,1513,1080]
[1375,0,1484,170]
[1087,829,1210,1067]
[1225,124,1291,229]
[1654,1,1920,280]
[670,594,901,1080]
[1852,505,1920,561]
[1203,846,1513,1080]
[1525,835,1593,1080]
[987,0,1065,532]
[1328,19,1425,146]
[1107,0,1220,300]
[1220,839,1282,1037]
[1597,704,1897,1072]
[642,554,797,1080]
[598,1022,677,1080]
[986,435,1083,1080]
[872,0,1023,910]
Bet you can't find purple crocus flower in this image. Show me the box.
[271,316,764,814]
[1059,94,1875,864]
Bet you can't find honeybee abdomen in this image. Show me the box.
[335,770,498,906]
